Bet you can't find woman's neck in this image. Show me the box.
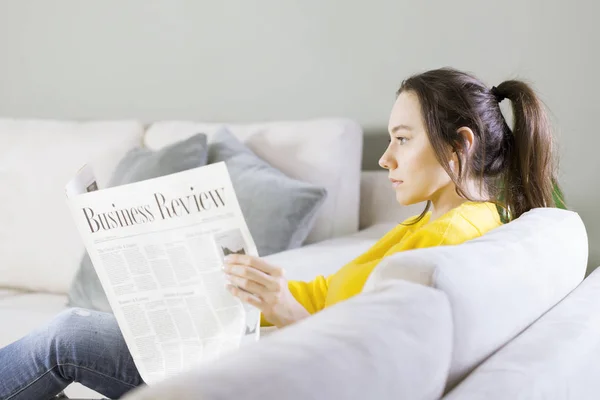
[429,196,468,222]
[429,180,488,222]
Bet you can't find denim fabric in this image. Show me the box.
[0,308,143,400]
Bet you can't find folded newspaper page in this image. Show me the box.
[65,162,260,385]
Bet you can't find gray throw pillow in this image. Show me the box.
[67,133,208,312]
[208,127,327,256]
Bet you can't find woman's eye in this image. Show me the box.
[388,137,408,144]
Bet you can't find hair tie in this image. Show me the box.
[491,86,506,103]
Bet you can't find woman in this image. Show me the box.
[0,68,559,400]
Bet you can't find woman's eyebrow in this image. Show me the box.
[390,124,413,134]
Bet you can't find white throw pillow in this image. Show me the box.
[0,119,143,293]
[143,119,363,244]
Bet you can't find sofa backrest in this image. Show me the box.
[0,118,144,293]
[364,208,588,390]
[143,118,363,244]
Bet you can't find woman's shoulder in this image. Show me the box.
[379,201,503,252]
[431,201,502,242]
[409,201,502,246]
[454,201,503,232]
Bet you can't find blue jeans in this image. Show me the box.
[0,308,144,400]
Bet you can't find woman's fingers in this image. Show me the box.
[222,255,287,311]
[226,274,268,296]
[224,255,283,277]
[226,284,263,308]
[223,263,280,291]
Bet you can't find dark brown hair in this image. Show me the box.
[398,67,559,222]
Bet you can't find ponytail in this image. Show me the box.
[494,81,559,219]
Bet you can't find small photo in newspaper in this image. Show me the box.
[212,228,260,338]
[214,228,247,259]
[65,164,99,197]
[86,181,98,192]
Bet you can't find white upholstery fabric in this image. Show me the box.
[364,208,589,389]
[124,280,453,400]
[143,119,363,244]
[444,267,600,400]
[0,119,144,293]
[359,170,426,229]
[0,289,21,299]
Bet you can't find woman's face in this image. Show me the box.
[379,90,454,206]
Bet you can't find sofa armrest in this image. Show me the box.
[443,267,600,400]
[124,280,453,400]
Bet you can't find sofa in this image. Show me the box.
[0,118,598,400]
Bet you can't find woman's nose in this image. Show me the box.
[379,147,395,170]
[378,156,389,170]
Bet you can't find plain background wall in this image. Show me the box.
[0,0,598,271]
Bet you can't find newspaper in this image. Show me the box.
[65,162,260,385]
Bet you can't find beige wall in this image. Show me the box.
[1,0,599,270]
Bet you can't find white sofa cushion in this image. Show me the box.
[143,118,363,244]
[0,289,20,299]
[364,208,588,390]
[0,119,144,293]
[443,267,600,400]
[123,280,453,400]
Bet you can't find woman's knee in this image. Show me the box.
[28,308,138,390]
[48,308,95,336]
[45,308,119,357]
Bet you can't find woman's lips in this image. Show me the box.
[390,178,403,188]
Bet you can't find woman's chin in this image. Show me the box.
[394,192,411,206]
[395,192,423,207]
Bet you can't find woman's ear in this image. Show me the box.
[449,127,475,174]
[456,127,475,155]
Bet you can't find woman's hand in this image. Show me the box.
[222,254,310,328]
